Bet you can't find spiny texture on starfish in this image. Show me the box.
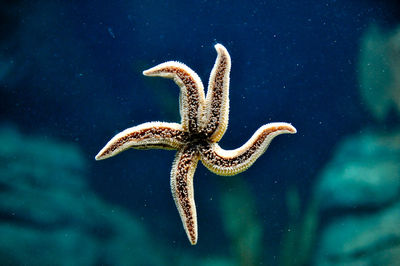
[95,44,296,245]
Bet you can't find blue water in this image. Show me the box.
[1,0,399,265]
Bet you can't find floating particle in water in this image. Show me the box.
[107,27,115,39]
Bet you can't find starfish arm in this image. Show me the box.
[143,62,205,133]
[95,122,188,160]
[202,44,231,142]
[170,145,200,245]
[199,123,296,176]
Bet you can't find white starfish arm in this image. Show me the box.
[143,61,206,133]
[202,44,231,142]
[170,146,200,245]
[95,122,188,160]
[199,123,296,176]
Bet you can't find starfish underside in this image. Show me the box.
[95,44,296,245]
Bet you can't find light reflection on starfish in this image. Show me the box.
[95,44,296,245]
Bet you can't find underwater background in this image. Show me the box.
[1,0,400,265]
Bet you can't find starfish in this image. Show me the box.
[95,44,296,245]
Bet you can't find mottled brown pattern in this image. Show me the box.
[103,127,189,157]
[200,126,285,167]
[175,146,198,243]
[204,54,228,137]
[155,66,201,133]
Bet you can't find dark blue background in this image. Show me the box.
[1,0,399,259]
